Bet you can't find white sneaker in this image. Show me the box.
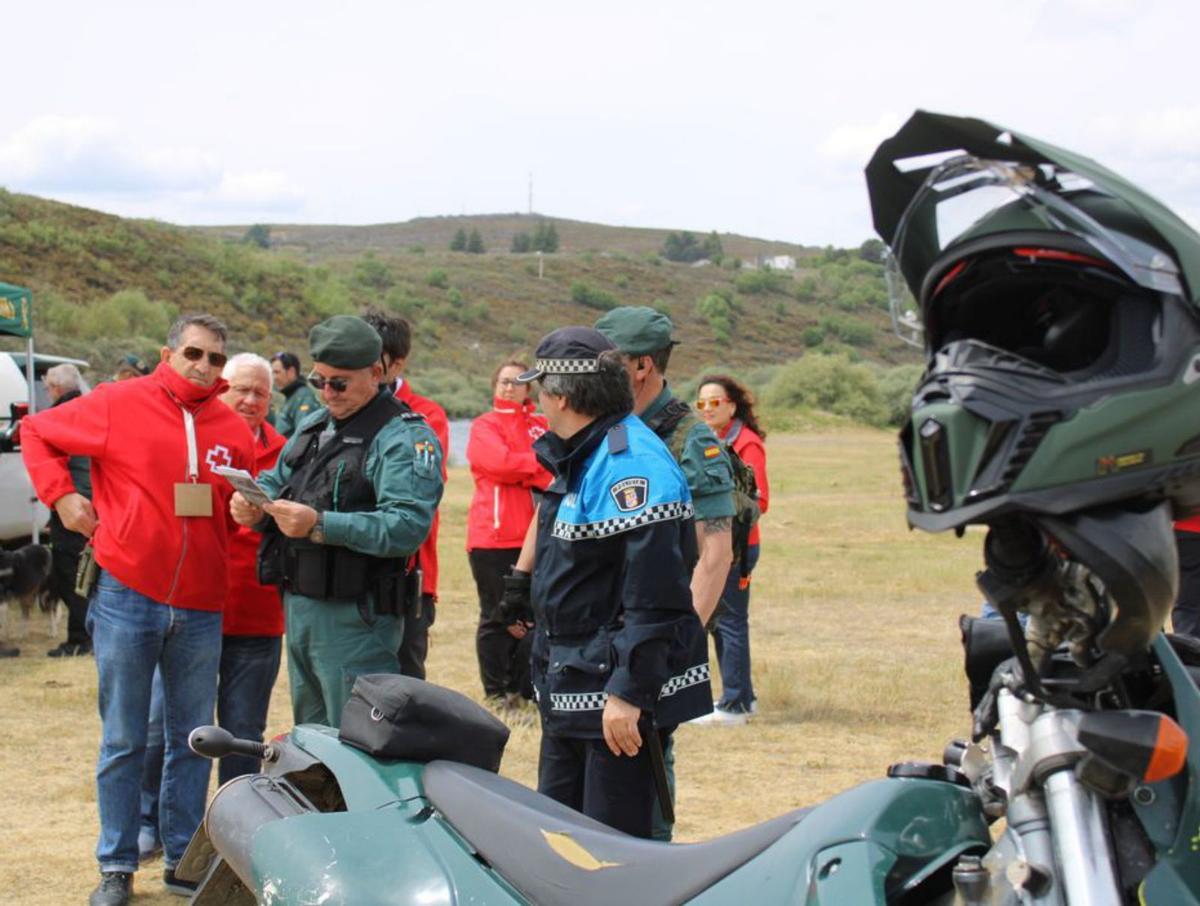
[688,707,749,726]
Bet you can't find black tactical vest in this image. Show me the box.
[258,390,426,605]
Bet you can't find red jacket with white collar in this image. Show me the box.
[466,398,551,550]
[21,363,255,611]
[394,379,449,599]
[223,421,287,635]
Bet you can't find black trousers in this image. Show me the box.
[469,548,533,699]
[1174,531,1200,638]
[537,730,673,839]
[48,518,90,646]
[398,593,436,680]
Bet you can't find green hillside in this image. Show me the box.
[0,190,917,416]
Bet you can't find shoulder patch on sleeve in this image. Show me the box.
[413,439,438,472]
[607,423,629,454]
[609,476,648,512]
[703,444,721,459]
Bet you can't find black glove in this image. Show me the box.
[500,569,534,625]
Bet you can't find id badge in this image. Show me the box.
[174,482,213,517]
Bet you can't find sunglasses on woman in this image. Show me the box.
[180,346,228,369]
[308,371,350,393]
[695,398,729,411]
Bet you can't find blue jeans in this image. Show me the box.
[216,634,282,784]
[712,544,760,713]
[142,634,282,840]
[87,570,221,873]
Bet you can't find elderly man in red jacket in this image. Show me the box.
[21,314,255,906]
[362,309,449,679]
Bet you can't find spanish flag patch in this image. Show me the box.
[703,445,721,459]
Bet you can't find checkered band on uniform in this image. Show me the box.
[658,663,710,699]
[552,501,694,541]
[550,690,609,712]
[548,664,711,712]
[537,357,602,375]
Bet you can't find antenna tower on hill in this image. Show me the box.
[528,172,533,215]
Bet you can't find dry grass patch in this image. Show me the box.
[0,425,984,903]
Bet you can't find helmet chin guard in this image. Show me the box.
[1040,502,1178,659]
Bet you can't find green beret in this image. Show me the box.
[309,316,382,369]
[594,306,677,356]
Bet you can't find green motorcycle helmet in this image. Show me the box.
[866,112,1200,539]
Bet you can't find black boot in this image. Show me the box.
[88,871,132,906]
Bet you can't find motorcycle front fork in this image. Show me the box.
[992,776,1121,906]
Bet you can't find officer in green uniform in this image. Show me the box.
[595,305,736,840]
[232,317,444,727]
[270,351,321,438]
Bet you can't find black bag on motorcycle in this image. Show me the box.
[339,674,511,772]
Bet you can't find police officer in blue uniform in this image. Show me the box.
[520,327,711,838]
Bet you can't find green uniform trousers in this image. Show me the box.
[284,593,405,727]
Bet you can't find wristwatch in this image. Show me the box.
[309,513,326,544]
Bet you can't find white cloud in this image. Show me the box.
[0,115,305,220]
[0,115,220,194]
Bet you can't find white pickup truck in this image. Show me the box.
[0,352,90,542]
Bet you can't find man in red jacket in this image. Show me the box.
[21,314,255,906]
[363,309,448,679]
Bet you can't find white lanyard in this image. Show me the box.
[181,407,199,481]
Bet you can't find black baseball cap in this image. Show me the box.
[517,327,617,382]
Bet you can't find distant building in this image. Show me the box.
[764,255,796,271]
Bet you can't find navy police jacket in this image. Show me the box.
[530,410,713,737]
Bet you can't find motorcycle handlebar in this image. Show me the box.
[189,725,271,761]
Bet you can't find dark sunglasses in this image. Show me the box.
[180,346,228,368]
[308,371,350,393]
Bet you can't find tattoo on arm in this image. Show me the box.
[700,517,732,534]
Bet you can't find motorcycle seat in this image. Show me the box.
[423,760,810,906]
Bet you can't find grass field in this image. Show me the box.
[0,426,984,904]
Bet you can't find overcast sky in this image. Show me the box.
[3,0,1196,247]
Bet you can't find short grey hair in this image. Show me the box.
[44,363,83,392]
[539,352,632,418]
[166,313,227,349]
[222,352,273,386]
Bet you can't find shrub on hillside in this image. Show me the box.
[875,363,924,427]
[353,253,394,292]
[412,367,491,418]
[570,281,618,311]
[426,268,450,289]
[78,290,177,343]
[736,269,790,295]
[696,292,736,345]
[511,232,532,253]
[763,354,887,426]
[305,271,355,318]
[818,314,874,347]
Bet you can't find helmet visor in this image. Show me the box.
[887,155,1184,348]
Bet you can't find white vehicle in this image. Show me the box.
[0,352,90,542]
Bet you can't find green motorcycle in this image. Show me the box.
[179,114,1200,904]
